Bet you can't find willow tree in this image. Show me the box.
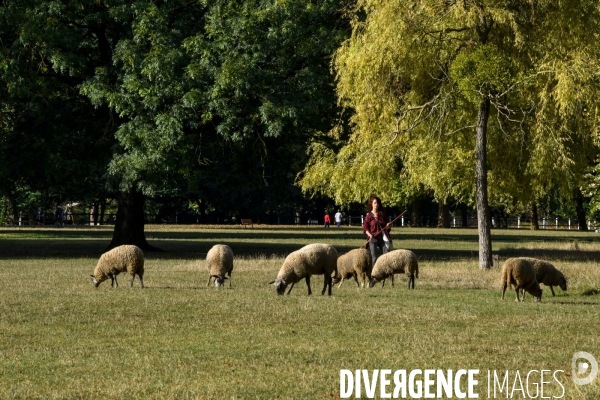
[300,0,600,268]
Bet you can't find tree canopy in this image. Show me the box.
[300,0,600,268]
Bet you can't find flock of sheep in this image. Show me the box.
[89,243,567,301]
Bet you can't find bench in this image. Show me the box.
[240,219,253,228]
[307,219,319,225]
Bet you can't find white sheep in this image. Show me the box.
[90,245,144,288]
[519,257,567,296]
[501,258,542,302]
[269,243,338,296]
[206,244,234,287]
[369,249,419,289]
[332,248,372,288]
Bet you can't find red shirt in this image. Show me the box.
[363,212,391,240]
[324,215,331,223]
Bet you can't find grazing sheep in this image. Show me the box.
[90,245,144,288]
[520,257,567,296]
[269,243,338,296]
[206,244,234,288]
[332,248,372,288]
[501,258,542,302]
[369,249,419,289]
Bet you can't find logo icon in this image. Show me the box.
[572,351,598,385]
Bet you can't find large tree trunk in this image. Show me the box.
[530,202,539,230]
[475,98,492,269]
[107,188,160,251]
[437,199,450,228]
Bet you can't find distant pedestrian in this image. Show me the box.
[35,207,44,227]
[324,213,331,228]
[334,209,343,228]
[54,205,64,227]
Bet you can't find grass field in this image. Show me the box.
[0,225,599,399]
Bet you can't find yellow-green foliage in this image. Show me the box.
[300,0,600,210]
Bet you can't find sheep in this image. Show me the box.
[520,257,567,296]
[269,243,338,296]
[368,249,419,289]
[206,244,234,288]
[332,248,372,288]
[90,245,144,288]
[500,258,543,302]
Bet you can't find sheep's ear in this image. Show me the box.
[268,280,276,284]
[223,277,228,280]
[212,275,220,278]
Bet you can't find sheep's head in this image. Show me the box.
[269,278,287,295]
[90,275,100,288]
[368,273,384,288]
[212,275,228,287]
[558,276,567,291]
[532,288,543,302]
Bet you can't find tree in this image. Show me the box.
[300,0,600,268]
[0,0,114,223]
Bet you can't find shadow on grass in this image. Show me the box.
[2,237,600,262]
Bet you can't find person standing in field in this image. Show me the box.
[335,209,343,228]
[363,196,392,265]
[323,213,331,228]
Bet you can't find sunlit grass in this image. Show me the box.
[0,227,599,398]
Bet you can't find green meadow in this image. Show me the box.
[0,225,599,399]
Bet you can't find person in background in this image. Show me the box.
[334,209,343,228]
[35,207,44,227]
[363,196,392,265]
[54,205,64,227]
[323,213,331,228]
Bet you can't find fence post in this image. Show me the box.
[401,216,404,227]
[568,218,571,230]
[517,217,520,229]
[453,217,456,228]
[556,218,559,230]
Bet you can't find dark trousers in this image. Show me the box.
[369,235,389,265]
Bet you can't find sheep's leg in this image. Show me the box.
[337,278,344,289]
[515,288,521,302]
[501,281,507,299]
[207,275,212,286]
[381,279,385,288]
[139,273,144,288]
[286,282,295,295]
[550,286,555,296]
[306,276,312,295]
[353,275,360,288]
[407,274,414,289]
[228,271,232,288]
[391,274,395,287]
[322,275,332,296]
[130,274,135,288]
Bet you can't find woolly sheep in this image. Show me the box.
[269,243,338,296]
[501,258,542,302]
[332,248,372,288]
[206,244,234,287]
[90,245,144,288]
[369,249,419,289]
[520,257,567,296]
